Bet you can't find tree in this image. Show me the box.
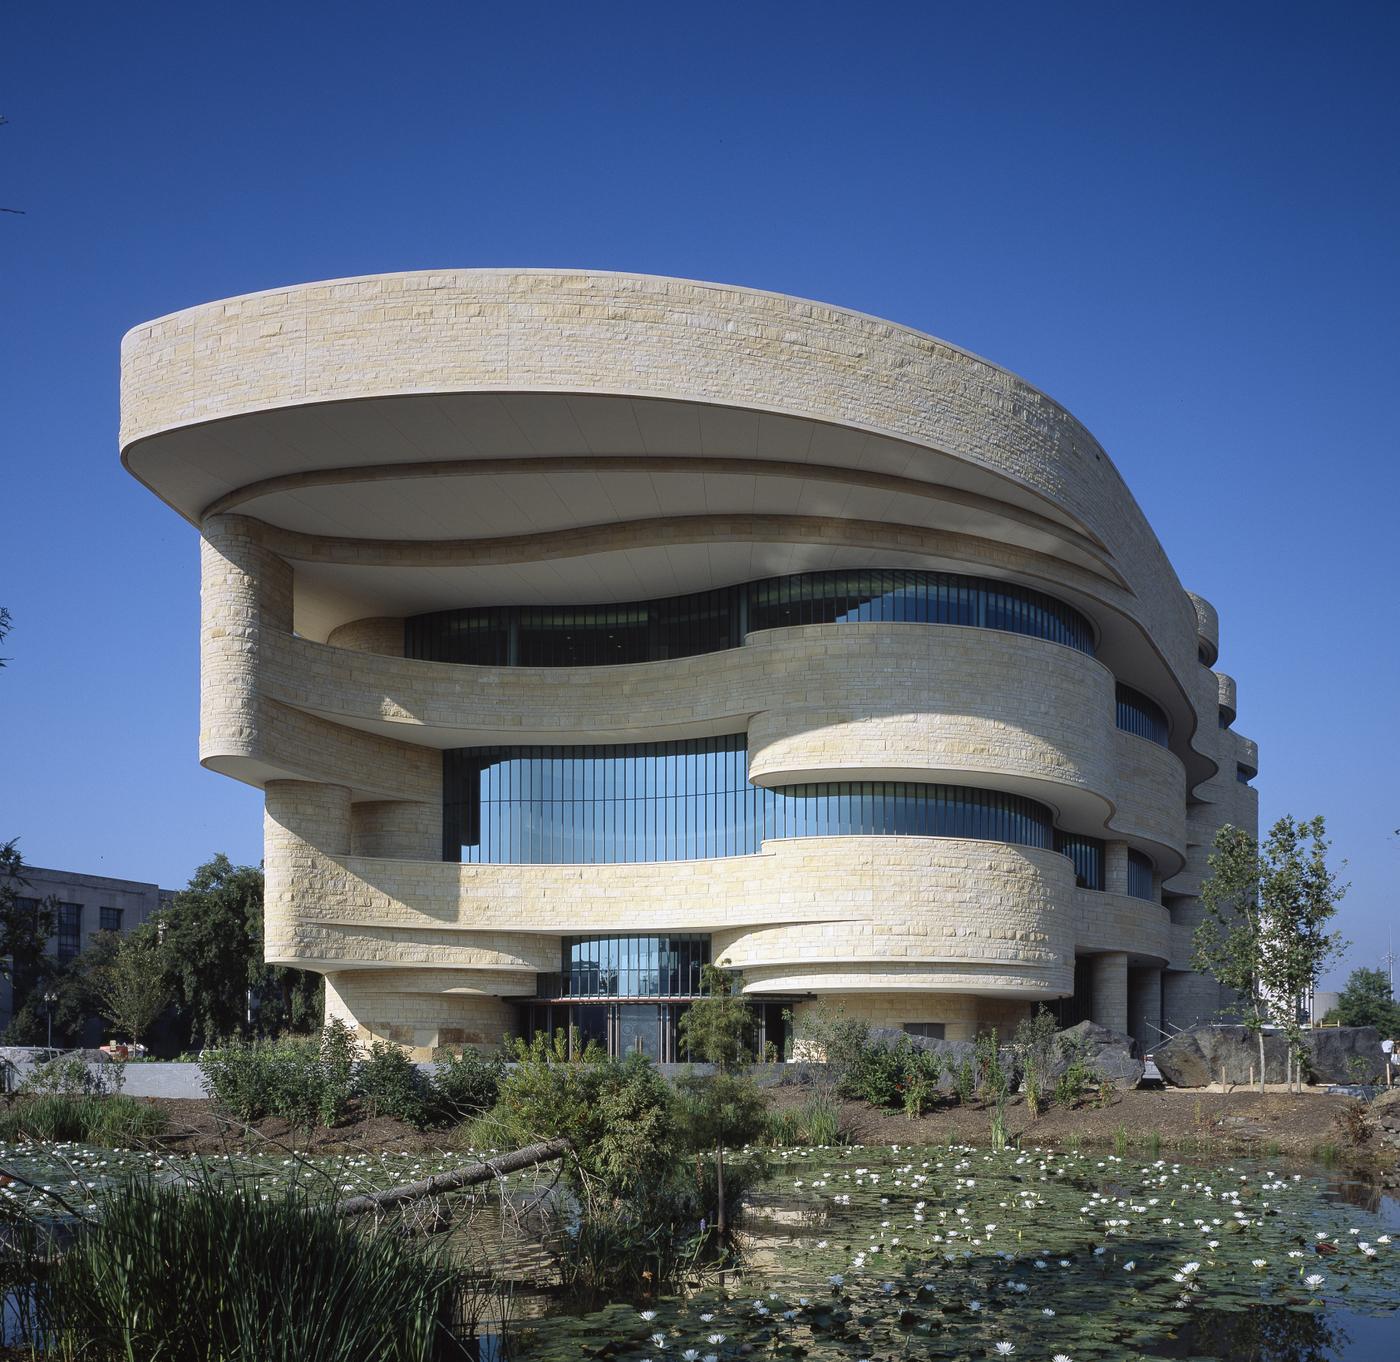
[1195,816,1347,1092]
[1255,816,1347,1090]
[93,929,171,1049]
[155,854,320,1047]
[0,840,57,1030]
[676,964,763,1238]
[1331,967,1400,1034]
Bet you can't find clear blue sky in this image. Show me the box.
[1,3,1395,989]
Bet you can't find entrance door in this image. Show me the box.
[616,1004,660,1059]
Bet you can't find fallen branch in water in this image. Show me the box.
[334,1138,571,1218]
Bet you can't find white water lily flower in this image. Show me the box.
[682,1351,700,1362]
[639,1310,657,1321]
[993,1344,1015,1357]
[1053,1355,1074,1362]
[828,1273,844,1287]
[1252,1259,1267,1268]
[707,1335,726,1345]
[651,1333,668,1349]
[1042,1307,1055,1316]
[1304,1273,1325,1289]
[968,1300,982,1311]
[1124,1261,1135,1271]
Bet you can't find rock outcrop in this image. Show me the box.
[1153,1024,1387,1087]
[1046,1021,1144,1090]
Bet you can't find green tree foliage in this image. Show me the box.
[488,1035,677,1199]
[0,840,58,1041]
[1195,816,1347,1091]
[92,930,171,1048]
[675,964,765,1236]
[157,854,321,1047]
[678,963,752,1070]
[1331,966,1400,1033]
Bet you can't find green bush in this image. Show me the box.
[199,1020,359,1128]
[481,1035,677,1200]
[359,1041,429,1126]
[38,1177,469,1361]
[1054,1034,1094,1109]
[19,1055,124,1097]
[428,1048,504,1125]
[0,1093,165,1146]
[837,1035,944,1116]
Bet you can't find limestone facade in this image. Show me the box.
[123,270,1258,1057]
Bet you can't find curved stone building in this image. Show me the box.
[120,270,1258,1058]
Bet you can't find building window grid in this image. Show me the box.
[552,933,712,999]
[99,906,123,933]
[446,736,1063,865]
[55,903,82,961]
[407,568,1096,667]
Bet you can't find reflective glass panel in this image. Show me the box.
[446,738,1056,863]
[406,568,1095,666]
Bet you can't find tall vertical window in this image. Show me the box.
[1115,683,1170,747]
[1054,831,1105,891]
[99,906,123,933]
[1126,850,1156,902]
[55,903,82,961]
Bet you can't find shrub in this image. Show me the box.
[763,1093,852,1146]
[428,1048,505,1125]
[199,1020,360,1128]
[359,1041,428,1127]
[955,1057,976,1106]
[1014,1007,1058,1118]
[1054,1034,1094,1109]
[19,1055,124,1097]
[0,1093,165,1146]
[38,1177,469,1361]
[485,1035,675,1199]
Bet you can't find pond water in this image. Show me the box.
[0,1141,1395,1361]
[516,1145,1399,1362]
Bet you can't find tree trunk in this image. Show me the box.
[334,1138,570,1217]
[715,1140,726,1238]
[1258,1029,1266,1093]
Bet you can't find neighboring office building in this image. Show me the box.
[0,865,172,1037]
[120,270,1259,1060]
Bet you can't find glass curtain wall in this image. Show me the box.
[444,737,1056,863]
[1115,683,1170,746]
[406,568,1096,666]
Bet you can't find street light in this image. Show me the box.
[42,991,58,1050]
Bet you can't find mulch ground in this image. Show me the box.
[125,1087,1396,1176]
[766,1084,1392,1165]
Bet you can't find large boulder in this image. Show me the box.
[1152,1025,1386,1087]
[1302,1026,1387,1083]
[1047,1021,1144,1090]
[1154,1025,1288,1086]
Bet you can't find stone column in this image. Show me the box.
[1104,841,1130,896]
[1091,952,1128,1034]
[1127,966,1163,1052]
[263,780,352,965]
[199,515,292,769]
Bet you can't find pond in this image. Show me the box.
[516,1144,1399,1362]
[0,1141,1395,1361]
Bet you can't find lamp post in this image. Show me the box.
[42,990,58,1050]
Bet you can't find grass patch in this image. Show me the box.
[32,1176,469,1361]
[0,1094,166,1147]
